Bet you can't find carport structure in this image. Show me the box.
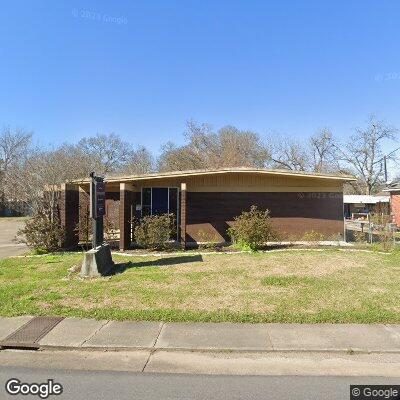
[61,167,354,250]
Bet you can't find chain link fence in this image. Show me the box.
[344,217,399,246]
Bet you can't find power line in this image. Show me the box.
[372,146,400,183]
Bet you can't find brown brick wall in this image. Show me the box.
[391,192,400,228]
[119,189,133,250]
[105,192,120,229]
[78,189,90,242]
[59,184,79,249]
[77,189,120,243]
[186,191,344,242]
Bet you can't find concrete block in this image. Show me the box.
[156,322,273,351]
[81,243,114,277]
[83,321,162,348]
[39,318,107,347]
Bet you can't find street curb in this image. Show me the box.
[33,344,400,355]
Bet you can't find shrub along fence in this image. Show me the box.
[344,215,398,251]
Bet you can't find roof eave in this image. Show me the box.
[69,168,356,185]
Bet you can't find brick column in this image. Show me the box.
[180,182,187,249]
[60,183,79,249]
[119,183,134,251]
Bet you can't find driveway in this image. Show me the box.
[0,218,27,259]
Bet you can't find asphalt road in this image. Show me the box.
[0,218,27,259]
[0,367,398,400]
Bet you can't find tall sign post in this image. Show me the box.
[90,172,105,248]
[81,172,114,277]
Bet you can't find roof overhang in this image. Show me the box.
[383,184,400,192]
[343,195,390,204]
[69,168,356,185]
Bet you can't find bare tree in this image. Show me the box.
[309,128,339,173]
[217,126,269,168]
[5,149,66,215]
[78,133,133,174]
[0,127,32,172]
[158,141,203,171]
[158,120,269,171]
[0,127,32,214]
[122,146,154,175]
[268,135,310,171]
[335,116,398,194]
[77,133,154,176]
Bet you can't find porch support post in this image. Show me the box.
[119,183,134,251]
[180,182,187,249]
[60,183,79,249]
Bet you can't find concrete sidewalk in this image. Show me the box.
[1,316,400,353]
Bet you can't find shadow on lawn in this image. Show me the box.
[114,254,203,274]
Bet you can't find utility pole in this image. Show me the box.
[372,146,400,184]
[384,155,388,183]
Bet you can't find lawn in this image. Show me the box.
[0,249,399,323]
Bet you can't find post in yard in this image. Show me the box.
[81,172,114,277]
[90,172,105,248]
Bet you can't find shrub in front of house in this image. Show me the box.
[197,229,223,251]
[228,205,276,251]
[133,213,174,250]
[18,210,65,254]
[301,230,325,242]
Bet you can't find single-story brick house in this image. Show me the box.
[60,168,354,250]
[384,181,400,228]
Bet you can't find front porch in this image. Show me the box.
[60,181,189,251]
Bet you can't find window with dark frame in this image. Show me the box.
[141,187,180,240]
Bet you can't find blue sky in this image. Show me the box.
[1,0,399,156]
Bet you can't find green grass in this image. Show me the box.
[1,248,400,323]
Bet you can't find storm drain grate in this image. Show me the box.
[0,316,64,349]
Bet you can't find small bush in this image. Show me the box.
[369,213,391,227]
[104,216,119,241]
[377,228,395,252]
[197,229,222,251]
[302,230,325,242]
[75,207,91,250]
[228,205,276,251]
[326,233,343,242]
[18,211,65,253]
[353,230,366,244]
[134,214,174,250]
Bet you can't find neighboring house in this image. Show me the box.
[384,182,400,228]
[61,168,354,250]
[0,199,32,217]
[343,195,390,220]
